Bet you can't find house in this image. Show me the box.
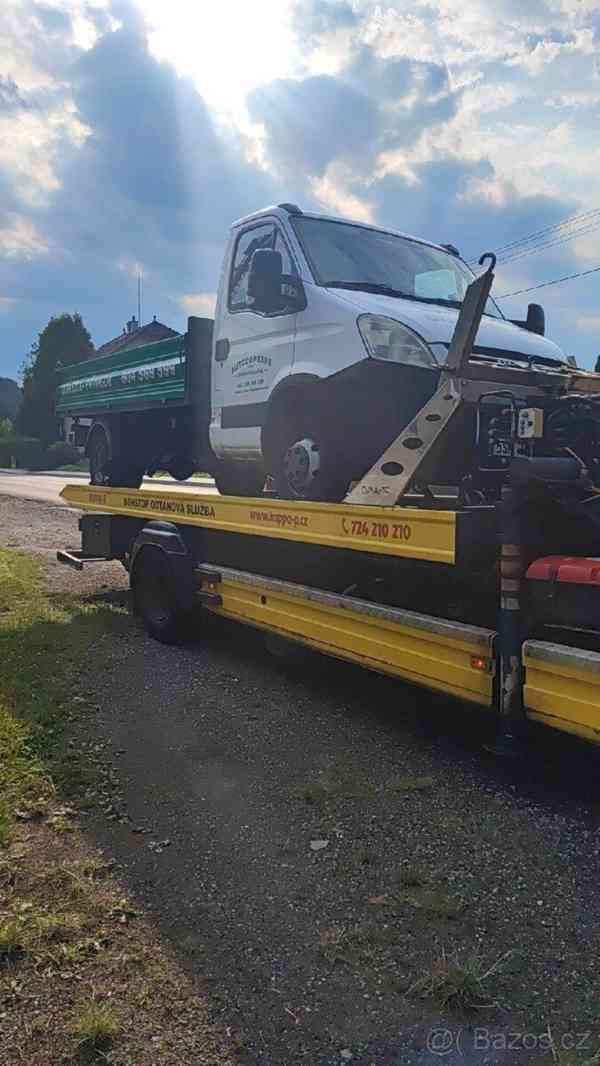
[94,315,179,357]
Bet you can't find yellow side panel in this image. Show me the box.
[211,577,493,707]
[61,484,456,564]
[524,642,600,743]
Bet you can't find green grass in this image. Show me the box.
[70,1000,121,1049]
[53,459,89,472]
[0,918,24,959]
[0,549,126,844]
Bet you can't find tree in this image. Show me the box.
[0,377,20,420]
[0,417,12,437]
[15,314,94,444]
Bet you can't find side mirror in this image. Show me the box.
[526,303,545,336]
[510,302,545,336]
[248,249,283,313]
[247,249,307,313]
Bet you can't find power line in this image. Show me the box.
[495,216,600,267]
[467,205,600,264]
[496,262,600,299]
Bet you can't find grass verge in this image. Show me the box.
[0,548,232,1064]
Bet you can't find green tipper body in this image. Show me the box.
[56,334,188,416]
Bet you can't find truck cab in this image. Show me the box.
[208,204,566,499]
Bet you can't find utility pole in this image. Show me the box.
[137,270,142,327]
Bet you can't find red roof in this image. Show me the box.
[96,318,179,357]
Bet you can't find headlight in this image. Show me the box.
[357,315,438,369]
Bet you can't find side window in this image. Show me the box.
[274,231,296,278]
[274,230,301,315]
[229,224,275,311]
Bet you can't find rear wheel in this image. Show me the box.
[131,546,190,644]
[213,461,265,498]
[88,422,144,488]
[88,425,110,486]
[167,458,196,482]
[111,460,145,489]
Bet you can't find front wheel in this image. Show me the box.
[269,405,351,502]
[212,461,265,498]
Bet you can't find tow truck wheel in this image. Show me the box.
[131,545,189,644]
[213,461,266,498]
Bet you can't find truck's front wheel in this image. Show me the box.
[267,401,351,502]
[213,461,265,498]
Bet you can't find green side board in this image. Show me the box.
[55,334,188,415]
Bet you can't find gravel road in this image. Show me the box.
[3,494,600,1066]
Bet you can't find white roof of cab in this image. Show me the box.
[230,204,450,255]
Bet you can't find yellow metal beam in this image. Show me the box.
[523,640,600,743]
[199,566,494,706]
[61,483,457,564]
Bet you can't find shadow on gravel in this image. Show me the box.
[199,611,600,816]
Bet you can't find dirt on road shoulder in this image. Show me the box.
[0,499,232,1066]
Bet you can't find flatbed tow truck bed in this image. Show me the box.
[59,483,600,747]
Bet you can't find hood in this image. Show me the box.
[331,288,566,363]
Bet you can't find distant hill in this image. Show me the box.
[0,377,21,420]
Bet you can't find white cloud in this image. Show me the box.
[0,215,49,258]
[311,167,375,222]
[176,292,217,316]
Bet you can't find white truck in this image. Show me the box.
[56,203,566,499]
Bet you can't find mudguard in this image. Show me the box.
[130,521,195,614]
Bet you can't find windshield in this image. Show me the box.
[292,216,503,320]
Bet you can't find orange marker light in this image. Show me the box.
[470,656,488,672]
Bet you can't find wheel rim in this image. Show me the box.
[283,437,320,496]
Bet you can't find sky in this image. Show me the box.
[1,0,599,379]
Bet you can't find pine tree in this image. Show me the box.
[15,314,94,444]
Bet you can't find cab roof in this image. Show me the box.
[230,204,450,256]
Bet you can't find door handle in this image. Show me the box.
[215,338,230,362]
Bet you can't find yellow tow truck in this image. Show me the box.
[58,263,600,748]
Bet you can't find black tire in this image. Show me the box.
[268,398,350,502]
[213,461,265,498]
[88,424,110,486]
[130,545,190,644]
[110,460,145,489]
[88,422,144,488]
[167,458,196,482]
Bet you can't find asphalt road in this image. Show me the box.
[0,469,216,506]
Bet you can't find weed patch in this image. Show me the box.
[408,945,512,1011]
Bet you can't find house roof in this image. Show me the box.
[96,317,180,357]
